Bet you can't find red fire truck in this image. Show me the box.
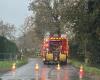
[41,34,69,64]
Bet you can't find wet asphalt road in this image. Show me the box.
[0,58,91,80]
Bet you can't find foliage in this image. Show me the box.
[0,20,16,40]
[0,36,18,60]
[29,0,77,39]
[28,0,100,65]
[71,59,100,76]
[0,60,27,69]
[69,0,100,65]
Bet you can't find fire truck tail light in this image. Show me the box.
[50,37,65,40]
[50,38,53,39]
[56,38,58,39]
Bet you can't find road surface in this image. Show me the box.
[0,58,91,80]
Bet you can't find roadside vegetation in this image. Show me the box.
[0,59,27,72]
[0,36,28,73]
[70,59,100,76]
[27,0,100,66]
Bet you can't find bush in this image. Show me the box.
[0,36,18,60]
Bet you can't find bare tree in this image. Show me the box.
[0,20,16,40]
[17,16,41,54]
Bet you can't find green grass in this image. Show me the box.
[70,59,100,75]
[16,60,28,67]
[0,60,27,69]
[0,61,13,69]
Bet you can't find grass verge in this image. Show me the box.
[70,59,100,76]
[0,59,27,73]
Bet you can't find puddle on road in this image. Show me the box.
[0,78,38,80]
[0,66,93,80]
[47,68,92,80]
[0,77,92,80]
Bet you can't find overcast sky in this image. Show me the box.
[0,0,31,28]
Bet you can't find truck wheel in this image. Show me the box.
[64,61,67,65]
[62,59,67,65]
[43,61,49,65]
[43,61,46,65]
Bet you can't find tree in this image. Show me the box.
[69,0,100,65]
[28,0,100,65]
[0,20,16,40]
[28,0,79,39]
[17,16,41,55]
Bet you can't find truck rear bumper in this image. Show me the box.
[43,53,67,64]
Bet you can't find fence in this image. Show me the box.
[0,53,16,61]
